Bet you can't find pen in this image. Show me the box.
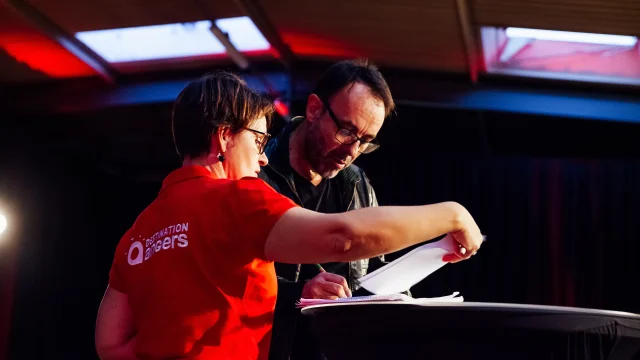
[315,263,326,273]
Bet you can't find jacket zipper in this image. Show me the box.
[346,179,360,210]
[346,179,359,289]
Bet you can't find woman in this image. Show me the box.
[95,72,483,360]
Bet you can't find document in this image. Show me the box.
[297,291,463,308]
[356,234,460,295]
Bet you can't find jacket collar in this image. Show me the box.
[265,117,298,181]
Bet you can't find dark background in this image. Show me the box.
[2,74,640,358]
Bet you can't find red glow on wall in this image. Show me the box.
[0,32,96,78]
[280,32,362,58]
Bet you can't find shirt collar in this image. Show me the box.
[161,165,218,189]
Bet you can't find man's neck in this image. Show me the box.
[289,123,324,186]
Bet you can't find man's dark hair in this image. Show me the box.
[312,58,395,118]
[172,71,274,159]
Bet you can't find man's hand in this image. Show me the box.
[301,272,353,300]
[442,203,484,263]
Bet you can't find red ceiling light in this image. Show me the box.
[279,32,362,59]
[273,99,290,117]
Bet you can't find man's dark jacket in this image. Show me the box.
[258,117,390,360]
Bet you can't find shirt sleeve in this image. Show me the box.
[108,230,132,293]
[108,262,125,292]
[229,177,298,260]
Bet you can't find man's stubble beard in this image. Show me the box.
[304,133,343,180]
[304,135,353,179]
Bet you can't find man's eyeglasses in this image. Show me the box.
[321,99,380,154]
[245,128,271,154]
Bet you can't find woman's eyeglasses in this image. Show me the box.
[245,128,271,154]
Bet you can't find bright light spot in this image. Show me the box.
[506,28,638,47]
[75,17,270,63]
[215,17,270,52]
[0,214,6,235]
[76,21,223,63]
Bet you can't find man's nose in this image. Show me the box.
[344,140,360,158]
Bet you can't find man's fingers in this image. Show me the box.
[303,273,352,299]
[319,273,352,297]
[321,272,346,284]
[315,291,340,301]
[311,288,340,300]
[320,281,348,298]
[336,277,352,297]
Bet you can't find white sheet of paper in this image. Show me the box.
[297,291,463,308]
[357,234,459,295]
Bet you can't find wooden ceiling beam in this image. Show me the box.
[455,0,480,83]
[233,0,295,68]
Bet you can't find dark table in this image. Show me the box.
[301,301,640,360]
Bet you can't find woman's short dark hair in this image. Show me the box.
[171,71,274,159]
[312,58,395,118]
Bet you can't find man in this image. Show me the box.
[259,59,398,360]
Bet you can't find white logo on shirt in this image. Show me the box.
[127,222,190,266]
[127,241,144,265]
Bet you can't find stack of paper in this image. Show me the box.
[297,292,463,308]
[356,234,460,295]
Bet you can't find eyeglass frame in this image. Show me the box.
[320,98,380,154]
[244,128,271,154]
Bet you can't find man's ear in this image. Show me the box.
[306,94,324,123]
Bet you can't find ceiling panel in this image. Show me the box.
[258,0,469,73]
[472,0,640,36]
[25,0,243,33]
[2,0,638,86]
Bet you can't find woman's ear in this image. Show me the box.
[213,126,233,154]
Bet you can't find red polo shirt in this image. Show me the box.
[109,166,297,360]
